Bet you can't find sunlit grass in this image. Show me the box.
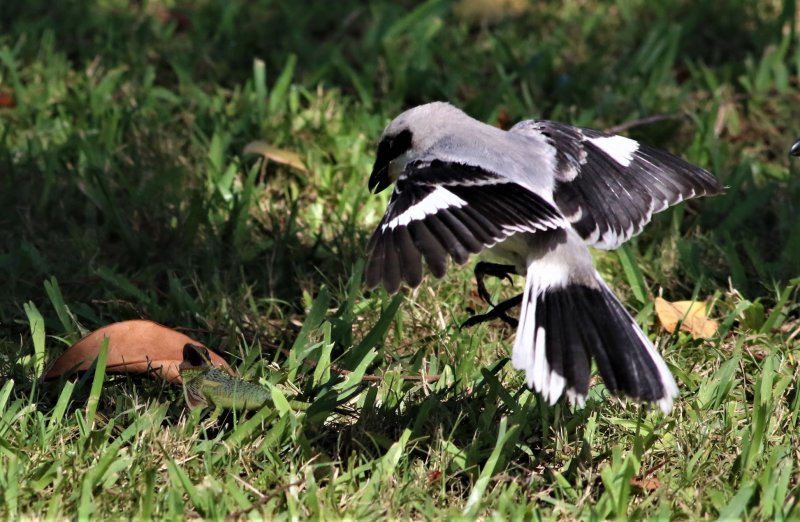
[1,0,799,519]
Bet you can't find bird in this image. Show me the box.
[791,139,800,156]
[364,102,724,413]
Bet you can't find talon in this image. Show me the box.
[462,293,523,328]
[474,262,518,305]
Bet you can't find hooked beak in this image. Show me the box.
[791,139,800,157]
[369,163,392,193]
[368,129,412,194]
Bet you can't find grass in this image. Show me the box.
[1,0,799,519]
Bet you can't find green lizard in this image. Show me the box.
[179,344,272,420]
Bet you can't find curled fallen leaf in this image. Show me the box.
[630,477,662,491]
[655,297,719,339]
[244,140,307,172]
[42,320,231,384]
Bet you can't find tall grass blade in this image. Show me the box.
[617,244,648,305]
[23,301,46,377]
[84,336,109,430]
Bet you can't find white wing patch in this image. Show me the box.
[382,186,467,230]
[587,135,640,167]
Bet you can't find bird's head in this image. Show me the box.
[369,102,469,193]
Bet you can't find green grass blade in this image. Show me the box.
[45,380,74,441]
[617,244,648,305]
[313,322,333,387]
[463,417,519,516]
[288,286,330,380]
[166,457,207,516]
[84,336,109,430]
[376,428,411,483]
[95,267,152,305]
[253,57,267,122]
[716,483,756,521]
[760,279,798,334]
[0,380,13,415]
[333,349,379,393]
[139,468,156,520]
[290,287,330,355]
[23,301,46,377]
[43,276,76,340]
[224,405,276,450]
[345,294,402,367]
[3,454,19,516]
[384,0,447,40]
[268,384,291,417]
[269,54,297,113]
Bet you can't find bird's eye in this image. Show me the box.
[386,129,413,160]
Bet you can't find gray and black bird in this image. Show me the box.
[365,102,724,412]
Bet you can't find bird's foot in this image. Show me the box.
[474,262,517,304]
[462,293,523,328]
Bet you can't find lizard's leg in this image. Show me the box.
[474,262,517,304]
[202,405,224,430]
[462,293,523,328]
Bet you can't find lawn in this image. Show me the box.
[1,0,799,519]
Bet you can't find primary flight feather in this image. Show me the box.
[365,102,723,412]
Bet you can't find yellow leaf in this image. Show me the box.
[244,140,307,172]
[655,297,719,339]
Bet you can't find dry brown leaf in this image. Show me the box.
[42,320,231,384]
[244,141,307,172]
[655,297,719,339]
[630,477,662,491]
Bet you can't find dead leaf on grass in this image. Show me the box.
[42,320,231,384]
[655,297,719,339]
[244,141,307,172]
[630,477,662,491]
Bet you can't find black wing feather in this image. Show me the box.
[366,160,564,292]
[395,225,423,287]
[407,221,449,278]
[514,120,724,250]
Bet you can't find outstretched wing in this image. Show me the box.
[511,120,724,250]
[365,159,565,293]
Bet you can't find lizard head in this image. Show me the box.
[181,343,213,368]
[180,343,213,409]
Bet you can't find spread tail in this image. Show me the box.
[511,262,678,412]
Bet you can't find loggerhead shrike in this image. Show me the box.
[365,102,723,413]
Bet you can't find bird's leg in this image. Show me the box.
[465,262,520,327]
[474,262,517,304]
[462,293,523,328]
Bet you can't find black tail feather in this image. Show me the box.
[530,281,677,410]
